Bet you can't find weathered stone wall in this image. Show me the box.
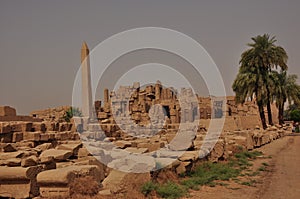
[30,106,71,122]
[92,83,279,136]
[0,106,16,117]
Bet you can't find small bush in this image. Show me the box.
[246,171,260,176]
[262,162,269,166]
[156,181,186,199]
[141,181,158,196]
[240,179,256,187]
[63,107,82,122]
[258,166,266,171]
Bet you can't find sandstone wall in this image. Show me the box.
[0,106,16,117]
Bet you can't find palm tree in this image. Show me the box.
[239,34,288,125]
[232,66,268,129]
[271,71,300,124]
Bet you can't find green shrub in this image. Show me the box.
[63,107,82,122]
[141,181,158,196]
[156,181,186,199]
[181,162,240,189]
[290,109,300,122]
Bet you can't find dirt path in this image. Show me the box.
[185,135,300,199]
[258,135,300,199]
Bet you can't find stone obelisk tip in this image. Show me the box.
[81,41,89,50]
[81,42,89,63]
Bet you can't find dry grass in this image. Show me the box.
[69,176,101,196]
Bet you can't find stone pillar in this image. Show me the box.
[155,81,161,101]
[170,107,177,124]
[104,88,109,104]
[81,42,94,119]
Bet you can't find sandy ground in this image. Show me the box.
[184,134,300,199]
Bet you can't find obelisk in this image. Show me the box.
[81,42,93,119]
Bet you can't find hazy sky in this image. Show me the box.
[1,0,299,114]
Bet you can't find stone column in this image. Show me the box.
[104,88,109,104]
[155,81,161,101]
[81,42,94,120]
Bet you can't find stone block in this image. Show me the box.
[12,132,23,142]
[137,142,164,152]
[0,166,42,198]
[208,139,225,162]
[102,169,151,194]
[0,106,16,117]
[10,122,23,132]
[115,140,131,149]
[0,122,11,134]
[16,141,35,148]
[40,149,72,162]
[21,155,38,167]
[35,143,53,152]
[32,122,46,132]
[0,132,13,143]
[2,143,17,152]
[56,143,82,156]
[40,133,50,141]
[78,147,91,158]
[0,158,21,167]
[176,161,192,175]
[37,165,103,198]
[44,122,59,131]
[0,151,24,160]
[178,151,199,162]
[125,147,148,154]
[23,132,40,141]
[10,122,33,132]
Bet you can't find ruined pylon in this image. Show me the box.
[81,42,94,119]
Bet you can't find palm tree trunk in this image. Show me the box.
[258,100,267,129]
[266,102,273,125]
[278,103,284,125]
[266,87,273,125]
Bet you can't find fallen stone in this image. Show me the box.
[2,143,17,152]
[107,154,155,173]
[40,156,56,170]
[21,155,38,167]
[178,151,199,162]
[0,166,42,198]
[35,143,53,152]
[16,141,35,148]
[56,143,82,156]
[154,158,179,170]
[208,139,225,162]
[37,165,102,198]
[0,158,21,167]
[101,169,151,194]
[115,140,132,149]
[0,151,24,160]
[78,147,91,158]
[168,131,195,151]
[40,149,72,162]
[176,161,192,175]
[125,147,149,154]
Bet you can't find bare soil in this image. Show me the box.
[184,135,300,199]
